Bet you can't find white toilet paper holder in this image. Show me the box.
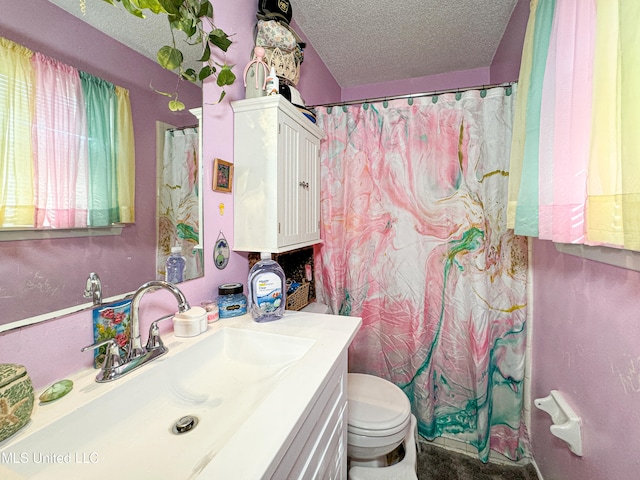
[534,390,582,456]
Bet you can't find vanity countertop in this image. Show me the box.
[200,311,361,478]
[0,310,362,480]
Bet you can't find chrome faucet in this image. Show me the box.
[82,280,191,383]
[128,280,190,359]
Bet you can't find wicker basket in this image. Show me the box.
[286,282,310,311]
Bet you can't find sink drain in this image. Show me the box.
[171,415,199,434]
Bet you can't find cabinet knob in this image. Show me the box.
[299,181,309,189]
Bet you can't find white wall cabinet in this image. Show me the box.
[231,96,324,253]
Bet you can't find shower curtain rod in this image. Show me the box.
[308,81,515,109]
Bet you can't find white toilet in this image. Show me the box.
[347,373,418,480]
[300,303,418,479]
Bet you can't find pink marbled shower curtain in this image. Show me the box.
[314,86,529,461]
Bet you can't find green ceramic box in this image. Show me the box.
[0,364,34,442]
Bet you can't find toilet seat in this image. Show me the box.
[347,373,411,437]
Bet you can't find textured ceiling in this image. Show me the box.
[48,0,518,90]
[292,0,518,88]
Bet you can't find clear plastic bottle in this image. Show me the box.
[166,246,186,284]
[248,252,287,322]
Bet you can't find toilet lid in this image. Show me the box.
[347,373,411,437]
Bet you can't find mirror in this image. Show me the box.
[155,109,204,283]
[0,1,203,329]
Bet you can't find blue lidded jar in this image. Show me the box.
[217,283,247,319]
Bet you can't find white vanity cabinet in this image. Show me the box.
[267,351,348,479]
[0,310,361,480]
[231,96,324,253]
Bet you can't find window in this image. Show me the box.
[0,36,135,230]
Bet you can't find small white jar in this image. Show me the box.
[173,306,207,337]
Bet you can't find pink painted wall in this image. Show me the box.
[0,0,338,389]
[490,0,529,84]
[502,3,640,479]
[482,5,640,479]
[531,239,640,479]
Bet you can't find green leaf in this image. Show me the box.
[198,65,212,81]
[182,22,198,38]
[168,14,181,30]
[121,0,145,17]
[209,29,232,52]
[198,1,213,18]
[216,65,236,86]
[101,0,117,6]
[132,0,165,14]
[217,90,226,103]
[182,68,197,82]
[186,0,201,12]
[157,46,183,70]
[178,3,195,22]
[198,42,211,62]
[169,100,186,111]
[169,13,197,37]
[157,0,181,14]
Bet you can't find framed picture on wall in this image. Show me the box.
[213,158,233,192]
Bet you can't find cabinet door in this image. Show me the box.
[278,113,302,248]
[268,352,348,480]
[298,128,321,244]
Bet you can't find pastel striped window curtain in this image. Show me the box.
[0,38,33,227]
[508,0,640,251]
[0,36,135,229]
[32,52,88,228]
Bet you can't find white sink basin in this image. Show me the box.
[0,327,314,479]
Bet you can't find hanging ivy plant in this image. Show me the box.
[101,0,236,110]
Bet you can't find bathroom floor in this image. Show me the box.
[416,442,539,480]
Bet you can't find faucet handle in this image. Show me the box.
[145,314,174,352]
[82,338,123,382]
